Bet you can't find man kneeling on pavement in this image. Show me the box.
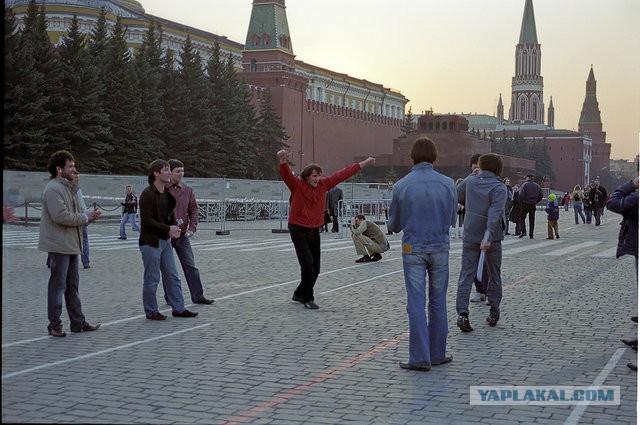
[351,214,390,262]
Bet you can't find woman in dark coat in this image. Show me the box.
[509,183,522,236]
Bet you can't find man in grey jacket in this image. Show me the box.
[455,153,507,332]
[39,150,102,337]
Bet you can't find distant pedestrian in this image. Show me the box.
[571,184,586,224]
[278,149,375,310]
[589,179,608,226]
[381,182,394,235]
[327,185,343,233]
[510,184,522,235]
[583,185,593,223]
[503,177,514,235]
[3,203,18,223]
[456,153,507,332]
[138,159,198,320]
[562,192,571,211]
[119,185,140,240]
[350,214,389,263]
[165,159,214,305]
[38,150,101,337]
[518,173,543,239]
[545,193,560,239]
[388,137,456,371]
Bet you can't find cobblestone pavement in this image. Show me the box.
[2,210,637,424]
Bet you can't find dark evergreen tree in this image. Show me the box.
[58,15,112,172]
[134,21,166,163]
[251,88,289,179]
[161,48,192,162]
[102,17,147,173]
[401,106,414,137]
[4,1,64,169]
[87,6,109,68]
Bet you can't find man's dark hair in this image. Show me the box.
[410,137,437,165]
[301,163,323,180]
[168,159,184,171]
[47,150,75,179]
[148,159,169,185]
[478,153,503,177]
[469,153,481,167]
[355,214,366,220]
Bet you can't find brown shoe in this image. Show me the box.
[172,309,198,318]
[71,322,101,333]
[48,327,66,337]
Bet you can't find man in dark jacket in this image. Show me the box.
[327,186,343,233]
[606,176,638,370]
[589,178,608,226]
[518,174,543,239]
[139,159,198,321]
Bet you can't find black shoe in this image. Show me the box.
[83,264,91,269]
[529,236,534,239]
[505,232,511,235]
[194,297,214,305]
[147,312,167,320]
[546,237,554,240]
[432,355,453,366]
[172,309,198,318]
[556,235,560,239]
[292,294,304,303]
[355,255,372,263]
[628,363,638,371]
[118,236,127,240]
[304,301,319,310]
[386,232,393,235]
[399,362,431,371]
[71,322,101,333]
[518,234,525,238]
[457,314,473,332]
[622,339,638,350]
[48,327,66,337]
[370,253,382,261]
[486,314,499,327]
[632,316,638,323]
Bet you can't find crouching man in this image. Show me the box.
[351,214,390,262]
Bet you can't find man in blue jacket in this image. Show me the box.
[388,137,457,371]
[455,153,507,332]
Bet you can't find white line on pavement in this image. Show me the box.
[1,323,212,380]
[320,270,403,294]
[563,348,626,425]
[543,241,602,256]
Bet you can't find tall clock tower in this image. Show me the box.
[239,0,308,166]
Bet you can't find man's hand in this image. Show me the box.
[480,241,492,251]
[633,176,639,188]
[359,157,375,168]
[277,150,289,164]
[87,209,101,222]
[185,230,194,238]
[169,225,181,239]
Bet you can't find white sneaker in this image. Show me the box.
[485,298,490,305]
[470,292,482,302]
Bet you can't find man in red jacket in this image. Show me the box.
[278,149,375,309]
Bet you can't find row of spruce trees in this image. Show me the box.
[4,1,290,179]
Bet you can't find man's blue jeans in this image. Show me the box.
[456,240,503,319]
[120,213,140,238]
[47,253,85,331]
[165,234,204,303]
[140,239,185,316]
[402,250,449,366]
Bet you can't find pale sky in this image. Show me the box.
[142,0,640,161]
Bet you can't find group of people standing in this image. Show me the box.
[39,151,214,337]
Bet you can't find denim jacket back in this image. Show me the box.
[387,162,456,254]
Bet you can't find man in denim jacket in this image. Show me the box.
[388,137,457,371]
[455,154,507,332]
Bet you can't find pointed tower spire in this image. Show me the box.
[497,93,504,125]
[244,0,293,54]
[507,0,544,126]
[547,96,554,128]
[578,66,604,139]
[519,0,538,44]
